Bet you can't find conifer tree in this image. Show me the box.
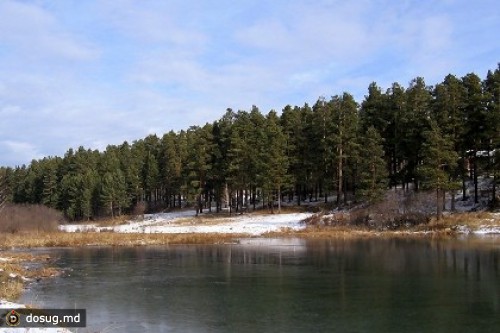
[418,122,458,220]
[187,124,214,215]
[0,167,8,214]
[326,93,359,205]
[159,131,181,207]
[462,73,488,203]
[386,82,407,187]
[42,159,60,208]
[402,77,432,189]
[311,98,332,202]
[263,110,289,213]
[484,65,500,206]
[280,105,307,204]
[213,109,235,211]
[356,127,388,203]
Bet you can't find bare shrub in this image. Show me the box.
[323,212,351,226]
[132,201,147,220]
[303,212,324,226]
[0,204,65,233]
[349,190,432,230]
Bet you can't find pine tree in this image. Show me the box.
[360,82,392,185]
[187,124,214,215]
[141,135,160,204]
[326,93,359,205]
[227,111,252,212]
[42,158,60,208]
[159,131,182,208]
[0,167,8,214]
[280,105,307,204]
[262,110,289,213]
[402,77,432,189]
[311,98,332,202]
[418,122,458,220]
[432,74,466,207]
[386,82,407,187]
[462,73,488,203]
[484,65,500,206]
[357,127,388,203]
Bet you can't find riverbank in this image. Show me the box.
[2,211,499,250]
[0,252,59,301]
[1,212,498,298]
[1,210,498,332]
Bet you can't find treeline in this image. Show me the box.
[1,65,499,220]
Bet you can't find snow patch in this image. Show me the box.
[59,211,313,236]
[473,225,500,235]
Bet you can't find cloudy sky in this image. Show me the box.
[0,0,498,166]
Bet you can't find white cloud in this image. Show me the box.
[94,0,207,48]
[0,0,498,166]
[0,0,99,62]
[0,140,43,164]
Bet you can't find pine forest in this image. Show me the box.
[1,65,499,221]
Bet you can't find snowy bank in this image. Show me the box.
[59,212,313,236]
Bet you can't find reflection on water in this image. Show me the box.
[21,238,500,333]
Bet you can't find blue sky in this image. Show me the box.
[0,0,498,166]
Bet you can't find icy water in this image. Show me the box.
[21,238,500,333]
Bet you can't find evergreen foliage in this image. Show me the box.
[418,122,459,219]
[2,65,499,220]
[356,127,388,203]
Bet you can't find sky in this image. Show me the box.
[0,0,498,166]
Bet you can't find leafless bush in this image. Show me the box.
[350,190,432,229]
[0,204,65,233]
[132,201,147,220]
[303,212,325,226]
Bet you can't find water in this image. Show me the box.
[21,238,500,333]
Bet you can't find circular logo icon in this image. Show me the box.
[6,310,20,327]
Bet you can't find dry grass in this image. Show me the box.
[420,212,500,235]
[432,212,500,227]
[92,215,132,227]
[0,279,23,301]
[297,210,500,238]
[265,225,454,240]
[0,252,60,301]
[0,231,244,249]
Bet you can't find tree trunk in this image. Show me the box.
[252,187,256,211]
[442,188,446,212]
[208,189,212,213]
[473,154,478,204]
[297,184,301,206]
[451,191,456,212]
[337,154,343,206]
[436,188,442,220]
[462,155,468,200]
[277,185,281,213]
[492,173,497,207]
[270,192,274,214]
[343,175,348,206]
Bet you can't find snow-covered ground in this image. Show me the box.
[59,211,313,236]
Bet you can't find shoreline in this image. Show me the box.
[1,209,499,250]
[1,211,498,305]
[1,224,499,250]
[1,222,498,332]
